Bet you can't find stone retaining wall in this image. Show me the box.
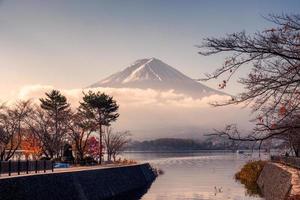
[257,162,300,200]
[0,163,157,200]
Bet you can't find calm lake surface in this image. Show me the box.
[121,151,266,200]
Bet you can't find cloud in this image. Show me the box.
[17,85,232,108]
[18,84,54,100]
[13,85,253,139]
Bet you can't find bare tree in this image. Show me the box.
[27,107,55,159]
[104,128,130,162]
[197,14,300,154]
[68,111,96,162]
[0,101,32,161]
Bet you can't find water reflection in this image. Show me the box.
[108,183,153,200]
[121,151,266,200]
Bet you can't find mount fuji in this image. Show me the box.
[90,58,225,98]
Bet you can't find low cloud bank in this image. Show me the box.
[17,85,232,108]
[14,85,253,139]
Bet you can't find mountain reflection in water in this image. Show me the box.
[116,151,266,200]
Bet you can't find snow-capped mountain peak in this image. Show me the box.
[90,58,225,98]
[123,58,163,83]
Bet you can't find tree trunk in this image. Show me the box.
[78,151,84,163]
[99,124,102,165]
[295,149,299,157]
[107,151,110,161]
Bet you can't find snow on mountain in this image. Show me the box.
[90,58,225,98]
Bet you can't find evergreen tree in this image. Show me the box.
[36,90,71,159]
[40,90,70,117]
[79,91,119,164]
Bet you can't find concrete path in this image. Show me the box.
[0,163,139,180]
[274,163,300,198]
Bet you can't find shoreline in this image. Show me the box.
[123,149,264,153]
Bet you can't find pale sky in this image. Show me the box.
[0,0,299,101]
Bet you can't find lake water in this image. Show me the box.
[121,151,266,200]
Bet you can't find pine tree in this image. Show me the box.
[38,90,71,159]
[40,90,70,116]
[79,91,119,164]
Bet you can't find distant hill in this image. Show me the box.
[125,137,250,151]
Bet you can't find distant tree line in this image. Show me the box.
[125,137,257,151]
[198,13,300,156]
[0,90,130,163]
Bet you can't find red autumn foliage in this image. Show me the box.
[20,134,42,159]
[86,136,102,160]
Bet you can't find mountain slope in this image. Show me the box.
[90,58,225,98]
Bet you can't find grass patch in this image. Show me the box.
[235,160,267,196]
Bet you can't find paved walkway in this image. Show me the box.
[0,163,139,180]
[275,163,300,197]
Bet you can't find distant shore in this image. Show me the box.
[123,149,271,153]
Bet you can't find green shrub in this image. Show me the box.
[235,160,266,196]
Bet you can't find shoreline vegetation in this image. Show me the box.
[0,89,131,167]
[125,138,276,152]
[235,160,267,197]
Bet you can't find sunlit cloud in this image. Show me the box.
[13,85,252,139]
[16,85,232,108]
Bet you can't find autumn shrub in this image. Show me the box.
[235,160,266,196]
